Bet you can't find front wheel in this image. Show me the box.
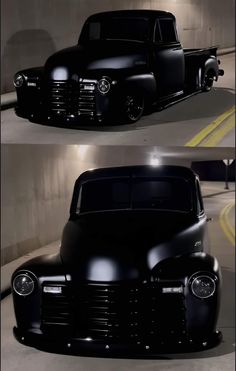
[123,93,144,123]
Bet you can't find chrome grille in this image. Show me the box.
[41,283,72,335]
[47,80,96,118]
[74,282,187,343]
[79,82,96,115]
[41,281,187,343]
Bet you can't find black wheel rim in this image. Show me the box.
[204,73,214,90]
[125,95,144,121]
[206,76,213,88]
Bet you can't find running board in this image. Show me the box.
[155,90,202,111]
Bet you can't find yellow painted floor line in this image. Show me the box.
[219,202,235,246]
[185,106,235,147]
[223,202,235,238]
[203,114,235,147]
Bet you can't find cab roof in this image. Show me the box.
[70,165,198,215]
[87,10,175,21]
[76,165,197,183]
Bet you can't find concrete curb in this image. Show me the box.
[1,288,12,301]
[1,92,17,110]
[1,47,235,110]
[217,47,236,56]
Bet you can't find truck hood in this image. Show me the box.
[45,41,148,79]
[60,210,205,281]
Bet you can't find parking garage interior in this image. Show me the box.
[1,1,235,370]
[1,145,235,370]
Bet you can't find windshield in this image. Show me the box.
[81,17,150,42]
[77,177,192,213]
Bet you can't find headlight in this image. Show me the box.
[13,273,35,296]
[97,78,111,94]
[14,73,24,88]
[190,274,216,299]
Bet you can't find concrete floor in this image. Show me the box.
[1,183,235,371]
[1,53,235,146]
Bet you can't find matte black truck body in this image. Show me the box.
[14,10,224,125]
[12,165,222,356]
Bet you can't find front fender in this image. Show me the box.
[14,67,45,117]
[11,253,66,330]
[119,73,157,105]
[91,71,157,119]
[15,66,44,80]
[12,253,65,278]
[153,252,221,337]
[153,252,220,278]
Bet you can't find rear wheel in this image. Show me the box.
[123,93,144,123]
[202,70,215,92]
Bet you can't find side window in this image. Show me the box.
[154,21,161,42]
[196,180,204,215]
[159,19,177,43]
[89,22,101,40]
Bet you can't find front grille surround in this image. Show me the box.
[41,281,187,344]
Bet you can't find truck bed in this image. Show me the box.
[184,47,217,57]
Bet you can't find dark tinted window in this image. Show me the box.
[78,177,192,213]
[79,179,130,212]
[85,18,149,42]
[89,22,101,40]
[159,19,177,43]
[196,180,204,214]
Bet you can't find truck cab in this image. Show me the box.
[14,10,224,125]
[12,165,222,355]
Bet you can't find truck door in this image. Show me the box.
[153,18,185,98]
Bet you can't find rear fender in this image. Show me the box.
[202,56,219,82]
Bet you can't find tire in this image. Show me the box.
[202,70,214,92]
[123,93,145,123]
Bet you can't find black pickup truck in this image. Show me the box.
[12,165,222,356]
[14,10,224,125]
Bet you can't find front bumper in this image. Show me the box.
[15,107,107,127]
[15,79,118,126]
[13,327,222,357]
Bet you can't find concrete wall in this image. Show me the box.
[1,0,235,92]
[192,160,235,181]
[1,144,191,265]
